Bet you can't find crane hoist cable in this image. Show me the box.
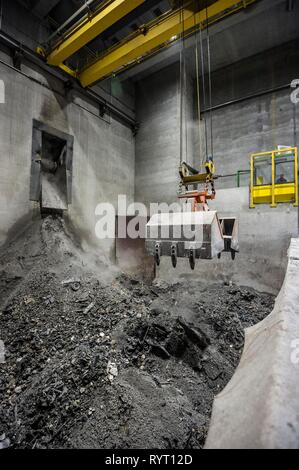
[146,4,239,269]
[194,8,207,172]
[199,14,209,165]
[195,39,204,171]
[205,0,214,159]
[184,33,188,167]
[180,0,214,171]
[196,0,214,167]
[179,1,187,166]
[179,4,183,165]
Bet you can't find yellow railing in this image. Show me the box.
[250,147,298,208]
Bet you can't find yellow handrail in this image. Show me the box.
[295,147,298,207]
[250,147,298,208]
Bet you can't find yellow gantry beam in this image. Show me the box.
[47,0,145,66]
[79,0,258,87]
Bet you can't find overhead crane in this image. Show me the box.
[39,0,259,88]
[79,0,258,87]
[45,0,146,67]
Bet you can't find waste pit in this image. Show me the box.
[0,216,274,449]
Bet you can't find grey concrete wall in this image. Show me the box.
[135,42,299,292]
[1,0,48,50]
[0,52,135,259]
[204,87,298,189]
[157,187,298,294]
[206,238,299,449]
[203,39,299,189]
[135,61,199,206]
[135,62,181,206]
[206,39,299,107]
[135,40,299,199]
[0,0,136,262]
[0,0,136,116]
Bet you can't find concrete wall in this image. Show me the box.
[206,238,299,449]
[134,42,299,292]
[135,61,199,206]
[0,52,135,259]
[135,63,181,206]
[0,0,136,117]
[157,187,298,293]
[203,39,299,189]
[204,88,298,189]
[135,40,299,198]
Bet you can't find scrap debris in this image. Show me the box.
[0,216,274,449]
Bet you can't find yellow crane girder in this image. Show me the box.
[79,0,258,87]
[47,0,145,66]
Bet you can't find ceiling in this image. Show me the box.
[119,0,299,81]
[15,0,299,82]
[16,0,175,68]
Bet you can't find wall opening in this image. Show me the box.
[41,132,67,215]
[30,120,74,215]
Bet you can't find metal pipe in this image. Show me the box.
[0,55,110,125]
[237,170,250,187]
[0,31,137,129]
[201,83,291,113]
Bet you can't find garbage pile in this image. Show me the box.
[0,216,274,449]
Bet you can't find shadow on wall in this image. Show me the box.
[0,209,40,252]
